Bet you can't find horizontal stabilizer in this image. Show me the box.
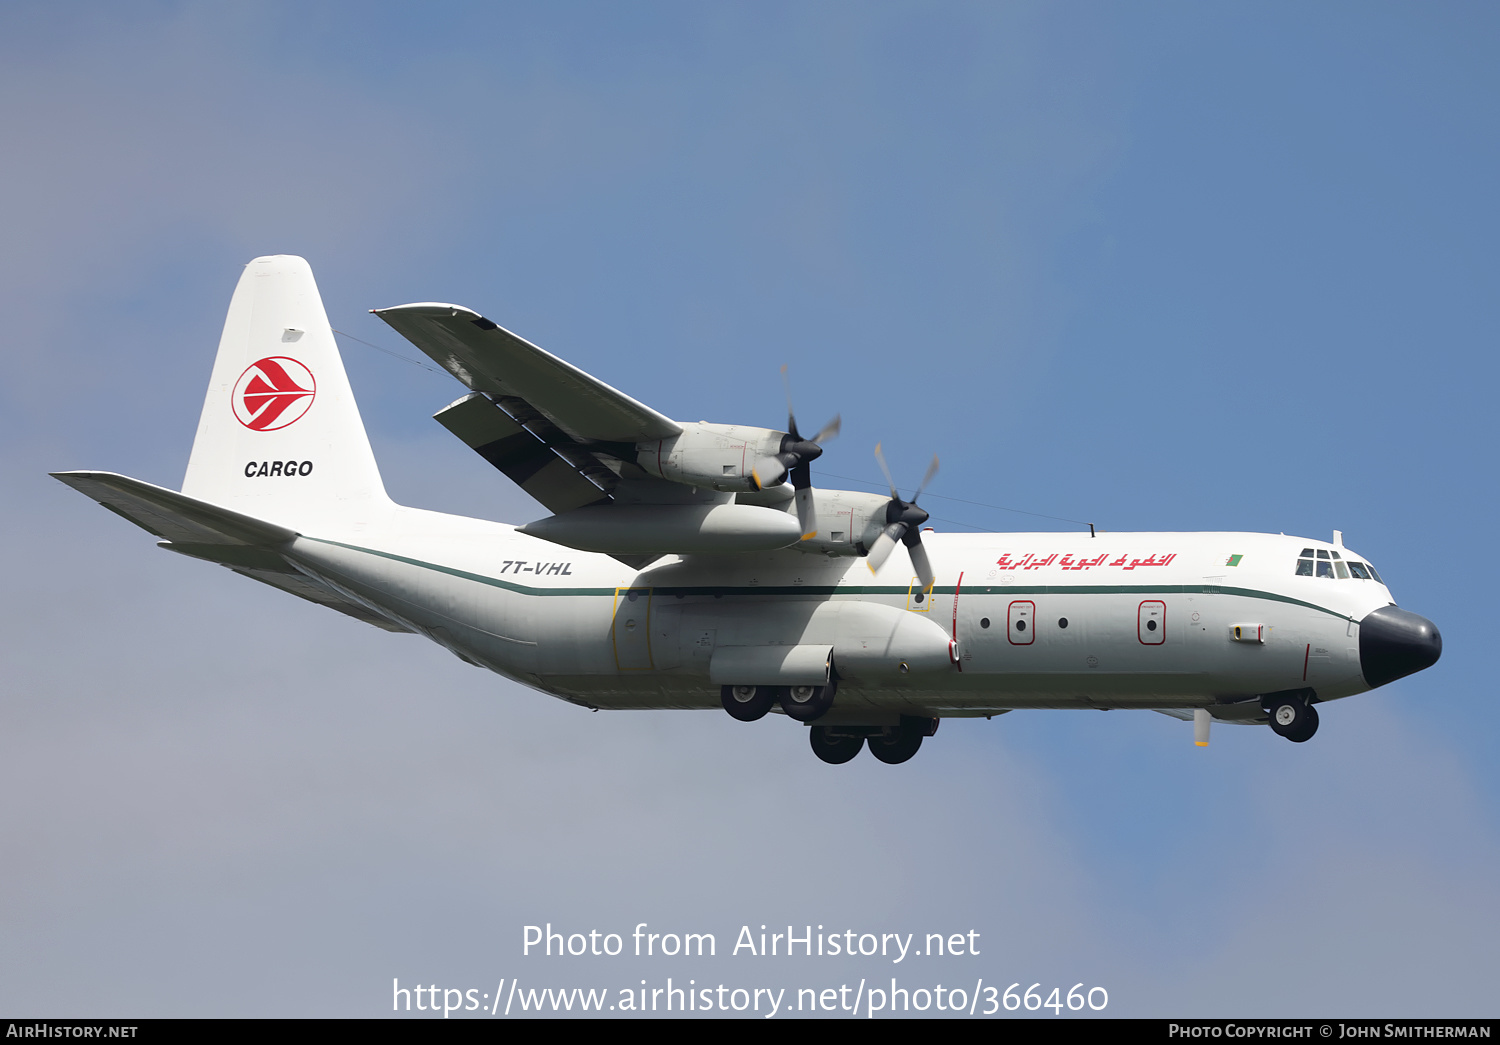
[374,303,681,444]
[54,470,414,632]
[51,471,297,547]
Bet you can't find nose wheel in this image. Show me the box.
[1268,696,1320,743]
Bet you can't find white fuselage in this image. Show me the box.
[283,504,1393,721]
[58,255,1440,761]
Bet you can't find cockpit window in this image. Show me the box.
[1297,550,1386,583]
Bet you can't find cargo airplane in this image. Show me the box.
[54,256,1442,764]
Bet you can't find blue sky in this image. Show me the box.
[2,1,1496,1017]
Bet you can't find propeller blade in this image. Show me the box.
[907,536,935,591]
[794,487,817,540]
[751,455,787,490]
[873,443,899,500]
[812,415,841,445]
[913,454,940,502]
[865,523,907,574]
[780,364,800,440]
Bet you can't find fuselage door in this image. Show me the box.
[1008,600,1035,645]
[1139,600,1166,645]
[612,587,654,670]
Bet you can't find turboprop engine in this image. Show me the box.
[636,377,840,539]
[634,422,787,492]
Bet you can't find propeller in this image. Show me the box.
[865,444,940,590]
[751,365,839,540]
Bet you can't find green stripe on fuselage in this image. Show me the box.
[304,539,1355,621]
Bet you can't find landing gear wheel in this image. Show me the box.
[867,724,924,764]
[809,726,863,765]
[780,682,837,722]
[720,685,775,722]
[1287,702,1319,743]
[1269,697,1318,742]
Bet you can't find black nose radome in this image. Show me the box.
[1359,606,1442,689]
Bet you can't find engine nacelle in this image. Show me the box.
[518,503,802,554]
[733,487,893,558]
[636,422,786,492]
[796,488,893,556]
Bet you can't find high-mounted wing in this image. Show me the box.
[372,303,680,444]
[373,301,883,562]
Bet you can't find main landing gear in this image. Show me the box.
[720,685,937,765]
[808,726,863,764]
[809,717,939,766]
[720,685,776,722]
[719,683,836,723]
[1264,691,1320,743]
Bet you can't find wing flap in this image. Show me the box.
[433,393,612,514]
[373,303,681,443]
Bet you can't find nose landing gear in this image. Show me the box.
[1265,691,1320,743]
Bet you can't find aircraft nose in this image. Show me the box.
[1359,606,1442,689]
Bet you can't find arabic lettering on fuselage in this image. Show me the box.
[994,552,1178,571]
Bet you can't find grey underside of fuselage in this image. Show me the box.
[535,673,1231,714]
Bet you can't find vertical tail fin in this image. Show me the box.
[181,255,391,528]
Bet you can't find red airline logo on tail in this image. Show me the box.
[232,357,316,431]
